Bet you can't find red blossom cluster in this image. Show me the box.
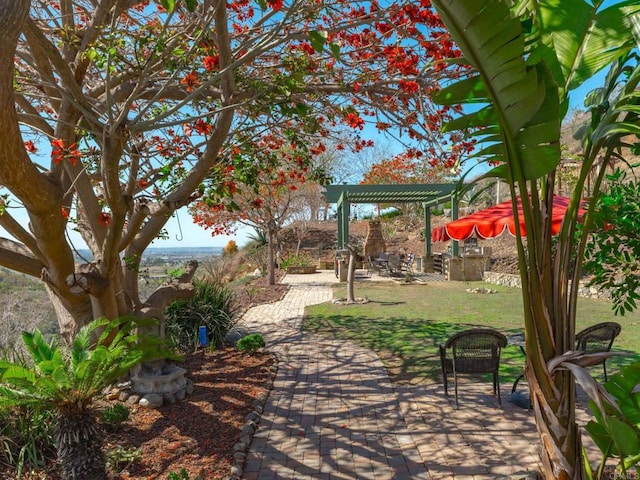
[191,201,240,237]
[24,140,38,153]
[309,143,326,155]
[160,0,465,168]
[354,139,375,152]
[150,129,191,160]
[203,55,220,71]
[132,1,150,12]
[181,71,200,92]
[98,212,111,226]
[51,139,81,166]
[344,112,365,130]
[184,118,213,136]
[361,153,420,185]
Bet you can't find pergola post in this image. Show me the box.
[342,196,350,248]
[336,192,350,249]
[451,195,459,257]
[424,204,432,258]
[336,201,344,248]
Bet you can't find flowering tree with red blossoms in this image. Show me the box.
[191,132,326,285]
[0,0,464,339]
[360,149,464,215]
[361,149,464,185]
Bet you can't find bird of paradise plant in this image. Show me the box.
[430,0,640,478]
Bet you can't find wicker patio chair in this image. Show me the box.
[439,328,507,408]
[575,322,622,382]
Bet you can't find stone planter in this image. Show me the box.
[286,265,317,274]
[318,260,332,269]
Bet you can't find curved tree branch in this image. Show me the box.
[0,238,45,277]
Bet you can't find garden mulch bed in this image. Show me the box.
[107,276,289,480]
[3,276,288,480]
[105,274,289,479]
[106,348,275,480]
[4,348,276,480]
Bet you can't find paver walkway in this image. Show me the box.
[239,270,598,479]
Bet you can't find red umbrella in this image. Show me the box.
[432,195,586,242]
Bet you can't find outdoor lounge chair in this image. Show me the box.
[439,328,507,407]
[575,322,622,382]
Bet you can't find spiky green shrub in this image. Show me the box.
[0,403,56,477]
[0,345,56,477]
[0,316,175,480]
[165,281,239,351]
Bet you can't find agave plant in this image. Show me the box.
[0,316,175,480]
[430,0,640,478]
[246,227,268,247]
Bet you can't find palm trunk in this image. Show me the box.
[520,199,584,478]
[529,365,582,479]
[56,409,107,480]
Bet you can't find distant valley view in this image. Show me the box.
[75,246,223,264]
[1,247,224,349]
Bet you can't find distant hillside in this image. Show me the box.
[0,268,57,349]
[75,246,222,263]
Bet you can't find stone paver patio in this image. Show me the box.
[238,270,599,479]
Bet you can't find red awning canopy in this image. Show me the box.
[432,195,586,242]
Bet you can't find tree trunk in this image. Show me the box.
[44,284,93,342]
[266,225,276,286]
[516,185,583,480]
[530,369,581,480]
[56,410,107,480]
[345,244,358,303]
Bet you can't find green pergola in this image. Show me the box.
[322,183,461,259]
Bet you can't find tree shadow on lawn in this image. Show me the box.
[303,314,526,386]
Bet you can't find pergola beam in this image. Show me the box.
[323,183,459,256]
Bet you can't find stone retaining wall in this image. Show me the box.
[482,272,611,300]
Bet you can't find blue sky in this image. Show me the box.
[7,70,606,251]
[0,60,610,250]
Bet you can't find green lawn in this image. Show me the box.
[303,281,640,386]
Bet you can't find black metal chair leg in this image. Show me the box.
[453,372,459,408]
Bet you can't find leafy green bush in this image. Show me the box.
[165,281,239,351]
[583,170,640,315]
[101,403,130,426]
[379,208,402,219]
[0,346,57,476]
[237,333,265,354]
[281,252,313,268]
[583,360,640,479]
[167,467,202,480]
[0,317,176,480]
